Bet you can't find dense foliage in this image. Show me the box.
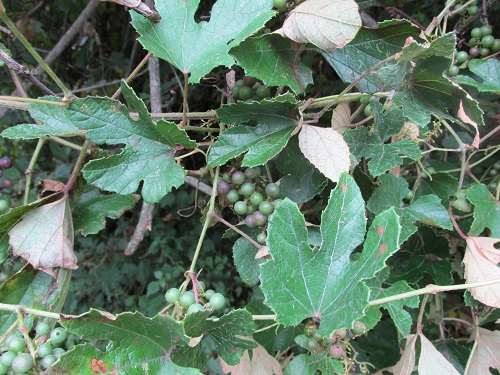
[0,0,499,374]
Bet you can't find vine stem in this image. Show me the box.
[0,96,70,107]
[416,294,429,334]
[0,304,61,319]
[23,138,45,205]
[111,52,152,100]
[17,309,36,360]
[211,213,262,250]
[0,9,74,99]
[463,328,478,375]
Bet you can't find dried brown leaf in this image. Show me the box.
[220,345,282,375]
[466,328,500,375]
[393,334,417,375]
[331,102,351,134]
[418,334,460,375]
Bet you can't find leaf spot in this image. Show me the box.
[342,183,347,193]
[377,244,388,256]
[90,358,108,373]
[377,226,385,235]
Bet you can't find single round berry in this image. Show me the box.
[209,293,226,310]
[448,65,459,76]
[243,76,258,86]
[217,180,231,195]
[197,281,206,293]
[257,232,267,244]
[234,79,245,89]
[179,291,196,308]
[469,37,478,46]
[490,168,498,176]
[245,215,256,228]
[1,179,13,189]
[249,192,264,206]
[231,171,246,186]
[252,211,268,227]
[359,95,370,104]
[479,47,490,56]
[256,85,271,99]
[11,353,34,374]
[246,204,257,215]
[492,39,500,53]
[265,183,280,198]
[493,162,500,171]
[8,337,26,353]
[364,105,372,116]
[330,343,344,359]
[0,351,16,366]
[304,324,317,338]
[187,303,205,314]
[240,182,255,197]
[238,86,253,101]
[482,35,495,48]
[306,338,319,351]
[231,86,240,99]
[0,363,8,375]
[223,173,231,182]
[41,354,57,369]
[165,288,181,304]
[273,0,287,11]
[272,199,282,208]
[469,46,480,56]
[204,289,215,300]
[234,201,248,215]
[488,182,498,190]
[455,51,468,64]
[467,5,479,15]
[352,320,366,335]
[0,157,12,169]
[471,28,482,39]
[52,348,65,359]
[404,191,414,201]
[226,190,240,203]
[259,201,274,216]
[480,25,493,37]
[0,200,8,212]
[38,343,53,358]
[50,327,67,346]
[334,328,347,339]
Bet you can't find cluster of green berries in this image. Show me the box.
[165,281,226,314]
[452,0,481,17]
[449,25,499,76]
[217,167,281,243]
[0,323,68,374]
[302,321,366,359]
[486,161,500,192]
[232,77,271,102]
[0,156,14,213]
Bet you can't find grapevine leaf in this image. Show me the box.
[260,173,401,337]
[231,33,313,94]
[323,20,423,93]
[466,183,500,237]
[0,266,53,335]
[393,334,417,375]
[183,309,257,365]
[298,125,351,183]
[457,58,500,94]
[208,95,298,167]
[277,0,361,52]
[284,353,343,375]
[415,173,457,205]
[130,0,274,83]
[405,195,453,230]
[73,189,139,236]
[233,233,265,286]
[434,340,471,374]
[9,194,76,275]
[54,309,201,375]
[343,102,421,177]
[396,33,456,62]
[331,101,351,133]
[467,328,500,375]
[419,334,460,375]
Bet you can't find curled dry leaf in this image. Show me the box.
[255,245,270,259]
[331,102,351,134]
[464,236,500,308]
[393,334,417,375]
[466,328,500,375]
[457,100,480,148]
[220,345,282,375]
[277,0,361,52]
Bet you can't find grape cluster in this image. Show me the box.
[232,77,271,102]
[165,282,226,315]
[0,323,68,374]
[486,161,500,192]
[0,156,13,213]
[302,321,366,359]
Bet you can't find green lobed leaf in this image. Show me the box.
[183,309,257,365]
[457,58,500,94]
[260,173,401,337]
[54,309,200,375]
[284,353,343,375]
[415,173,457,205]
[343,102,421,177]
[130,0,275,83]
[73,189,139,236]
[466,183,500,237]
[232,232,265,286]
[231,33,313,94]
[208,95,299,167]
[323,20,423,93]
[396,33,456,62]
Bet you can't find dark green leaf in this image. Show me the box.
[416,173,457,204]
[397,33,456,61]
[457,59,500,94]
[467,183,500,237]
[284,353,343,375]
[232,232,264,286]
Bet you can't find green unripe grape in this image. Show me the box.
[273,0,287,11]
[226,190,240,203]
[0,200,8,212]
[196,280,205,294]
[246,204,257,215]
[490,168,498,176]
[364,104,372,116]
[481,25,493,37]
[469,37,478,45]
[0,352,15,366]
[265,183,280,198]
[492,39,500,53]
[50,327,67,346]
[272,199,282,208]
[41,355,57,369]
[38,343,53,358]
[179,291,196,308]
[223,173,231,182]
[455,51,468,64]
[231,171,246,185]
[231,86,240,99]
[187,303,205,314]
[404,191,414,201]
[334,328,347,339]
[0,363,7,375]
[453,4,464,14]
[252,211,268,227]
[209,293,226,310]
[244,167,260,180]
[306,338,319,351]
[11,353,34,374]
[204,289,215,300]
[482,35,495,48]
[352,320,366,335]
[165,288,180,304]
[488,182,498,190]
[234,79,245,88]
[479,47,490,56]
[467,5,479,15]
[52,348,65,359]
[359,95,370,104]
[256,85,271,99]
[304,324,317,337]
[233,201,248,215]
[259,201,274,216]
[471,27,482,39]
[448,65,459,76]
[250,192,264,206]
[493,162,500,171]
[238,86,253,101]
[257,232,267,244]
[240,182,255,197]
[8,337,26,353]
[36,322,50,336]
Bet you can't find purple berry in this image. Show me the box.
[0,157,12,169]
[2,178,13,189]
[217,180,231,195]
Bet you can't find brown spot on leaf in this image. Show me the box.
[341,183,347,193]
[377,244,388,256]
[377,226,385,236]
[90,358,108,373]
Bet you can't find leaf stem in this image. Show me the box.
[16,309,36,360]
[416,294,429,335]
[65,140,91,192]
[252,315,277,321]
[463,328,478,375]
[24,138,46,205]
[211,213,262,250]
[0,96,70,107]
[0,304,61,319]
[111,52,152,100]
